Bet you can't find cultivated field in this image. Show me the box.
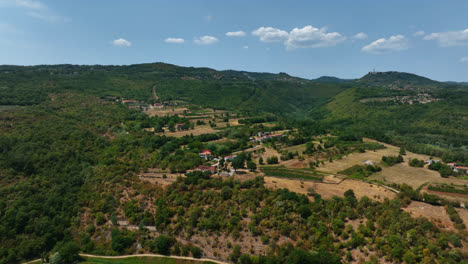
[156,125,218,137]
[263,177,396,202]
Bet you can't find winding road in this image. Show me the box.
[24,253,229,264]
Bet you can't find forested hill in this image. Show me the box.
[355,71,450,89]
[1,62,467,163]
[0,63,347,117]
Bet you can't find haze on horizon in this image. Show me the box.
[0,0,467,82]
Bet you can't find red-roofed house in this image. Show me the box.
[199,150,212,160]
[175,123,185,130]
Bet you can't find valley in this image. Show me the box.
[1,64,467,264]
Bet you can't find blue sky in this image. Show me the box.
[1,0,468,81]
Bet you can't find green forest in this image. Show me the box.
[1,64,468,263]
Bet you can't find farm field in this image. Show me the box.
[155,125,218,137]
[317,138,432,174]
[263,176,396,202]
[260,166,323,181]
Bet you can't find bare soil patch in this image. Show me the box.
[138,170,182,187]
[403,201,454,231]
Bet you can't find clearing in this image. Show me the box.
[263,177,395,202]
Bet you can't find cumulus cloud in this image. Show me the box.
[164,38,184,44]
[424,29,468,46]
[226,31,246,37]
[194,35,218,45]
[252,27,289,42]
[353,32,368,40]
[111,38,131,47]
[252,25,346,49]
[413,30,425,37]
[285,26,346,49]
[362,35,408,54]
[461,57,468,62]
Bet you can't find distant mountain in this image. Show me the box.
[355,71,440,89]
[445,81,468,86]
[311,76,354,84]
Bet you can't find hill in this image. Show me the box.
[0,63,347,118]
[356,71,441,90]
[312,76,353,83]
[1,63,468,263]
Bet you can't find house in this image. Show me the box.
[455,166,468,173]
[175,123,185,130]
[224,155,237,161]
[254,133,283,142]
[425,159,441,165]
[122,99,138,104]
[361,160,374,166]
[195,165,217,174]
[153,103,163,109]
[199,150,212,160]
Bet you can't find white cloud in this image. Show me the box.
[0,0,69,23]
[111,38,131,47]
[15,0,44,9]
[28,11,69,23]
[252,27,289,42]
[252,25,345,49]
[353,32,368,40]
[461,57,468,62]
[194,35,218,45]
[362,35,408,54]
[285,25,346,49]
[413,30,425,37]
[226,31,246,37]
[164,38,184,44]
[424,29,468,46]
[243,45,248,49]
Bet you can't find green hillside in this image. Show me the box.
[325,87,468,164]
[0,63,346,117]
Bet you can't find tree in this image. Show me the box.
[168,120,175,132]
[266,156,278,164]
[95,212,106,225]
[258,157,264,165]
[232,156,244,171]
[190,246,202,258]
[221,186,233,200]
[49,252,63,264]
[58,241,80,263]
[247,161,257,172]
[399,147,407,155]
[153,235,175,255]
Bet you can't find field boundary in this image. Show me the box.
[23,253,228,264]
